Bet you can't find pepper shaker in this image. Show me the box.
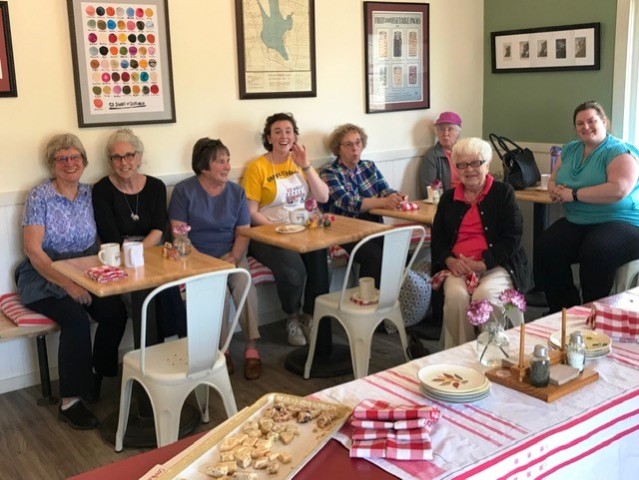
[530,344,550,387]
[566,331,586,373]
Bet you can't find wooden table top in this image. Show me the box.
[51,246,233,297]
[242,215,391,253]
[369,201,438,225]
[514,187,553,204]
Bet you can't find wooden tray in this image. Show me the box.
[485,366,599,403]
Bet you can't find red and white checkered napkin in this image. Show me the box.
[349,400,440,461]
[399,201,419,211]
[86,265,128,283]
[587,302,639,343]
[431,270,479,294]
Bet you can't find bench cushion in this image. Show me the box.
[0,293,56,326]
[247,256,275,286]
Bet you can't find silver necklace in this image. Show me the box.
[121,175,140,222]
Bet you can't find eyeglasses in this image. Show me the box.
[54,154,83,164]
[341,139,362,149]
[436,125,459,133]
[455,159,486,169]
[109,152,137,163]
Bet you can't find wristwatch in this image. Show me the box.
[301,164,312,172]
[572,188,579,202]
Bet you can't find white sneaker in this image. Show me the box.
[287,319,307,346]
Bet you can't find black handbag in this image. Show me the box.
[489,133,541,190]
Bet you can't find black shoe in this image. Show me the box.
[58,401,99,430]
[82,373,102,404]
[407,335,430,360]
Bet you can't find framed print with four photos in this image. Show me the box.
[0,1,17,97]
[66,0,176,127]
[364,2,429,113]
[491,23,600,73]
[235,0,317,99]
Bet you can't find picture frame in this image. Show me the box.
[491,23,600,73]
[235,0,316,99]
[66,0,176,127]
[0,1,17,97]
[364,2,429,114]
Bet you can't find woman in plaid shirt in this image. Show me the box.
[321,123,406,286]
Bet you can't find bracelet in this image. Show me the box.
[572,188,579,202]
[301,164,312,172]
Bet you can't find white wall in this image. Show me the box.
[0,0,483,191]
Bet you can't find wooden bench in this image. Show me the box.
[0,312,58,405]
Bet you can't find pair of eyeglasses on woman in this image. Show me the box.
[109,152,137,163]
[54,154,83,164]
[455,159,486,169]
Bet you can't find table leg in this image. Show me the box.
[284,248,353,378]
[527,202,550,307]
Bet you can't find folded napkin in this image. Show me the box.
[399,201,419,211]
[431,270,479,294]
[587,302,639,343]
[86,265,128,283]
[349,400,440,461]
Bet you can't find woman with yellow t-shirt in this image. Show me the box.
[242,113,329,346]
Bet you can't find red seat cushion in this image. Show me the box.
[0,293,56,326]
[247,256,275,285]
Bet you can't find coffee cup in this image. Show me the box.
[426,186,434,201]
[289,208,309,225]
[358,277,376,300]
[98,243,121,267]
[540,173,550,190]
[123,241,144,268]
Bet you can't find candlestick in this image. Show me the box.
[561,308,567,353]
[518,323,525,382]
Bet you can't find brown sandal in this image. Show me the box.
[244,357,262,380]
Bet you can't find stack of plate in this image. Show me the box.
[548,328,612,359]
[417,364,491,403]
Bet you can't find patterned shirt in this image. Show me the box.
[22,180,97,255]
[320,159,395,217]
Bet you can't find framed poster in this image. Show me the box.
[364,2,429,113]
[491,23,600,73]
[0,1,17,97]
[66,0,176,127]
[235,0,316,99]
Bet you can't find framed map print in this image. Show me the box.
[66,0,176,127]
[0,1,17,97]
[235,0,317,99]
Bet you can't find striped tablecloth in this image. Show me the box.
[310,305,639,480]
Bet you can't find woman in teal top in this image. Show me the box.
[536,101,639,312]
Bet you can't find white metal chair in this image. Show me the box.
[115,268,250,451]
[304,226,426,379]
[612,259,639,294]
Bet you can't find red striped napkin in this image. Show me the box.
[86,265,128,283]
[431,270,479,294]
[349,400,439,461]
[587,302,639,343]
[399,201,419,211]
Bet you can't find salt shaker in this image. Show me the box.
[530,344,550,387]
[566,331,586,372]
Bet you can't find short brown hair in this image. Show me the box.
[261,113,299,151]
[191,138,230,175]
[45,133,88,173]
[573,100,608,127]
[328,123,368,156]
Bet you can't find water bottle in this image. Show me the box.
[550,146,561,173]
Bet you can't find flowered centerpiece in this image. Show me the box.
[466,289,526,367]
[163,224,192,260]
[304,198,334,229]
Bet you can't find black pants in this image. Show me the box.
[342,236,385,288]
[27,294,127,398]
[536,218,639,313]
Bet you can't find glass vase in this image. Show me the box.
[476,315,510,367]
[173,233,192,258]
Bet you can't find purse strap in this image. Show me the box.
[497,135,524,153]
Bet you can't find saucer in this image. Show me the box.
[275,225,306,234]
[350,293,379,306]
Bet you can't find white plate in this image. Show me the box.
[417,364,488,394]
[547,342,612,359]
[549,328,612,354]
[349,292,379,305]
[422,198,435,204]
[420,384,491,403]
[275,225,306,234]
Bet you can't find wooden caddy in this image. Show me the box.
[485,309,599,402]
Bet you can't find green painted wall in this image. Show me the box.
[483,0,617,144]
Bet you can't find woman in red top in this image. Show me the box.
[431,138,530,348]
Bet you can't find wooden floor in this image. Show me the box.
[0,318,411,480]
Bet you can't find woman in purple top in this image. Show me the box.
[15,133,127,429]
[168,138,261,380]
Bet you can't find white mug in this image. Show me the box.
[123,241,144,268]
[540,173,551,190]
[359,277,376,300]
[289,208,309,225]
[426,186,434,201]
[98,243,121,267]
